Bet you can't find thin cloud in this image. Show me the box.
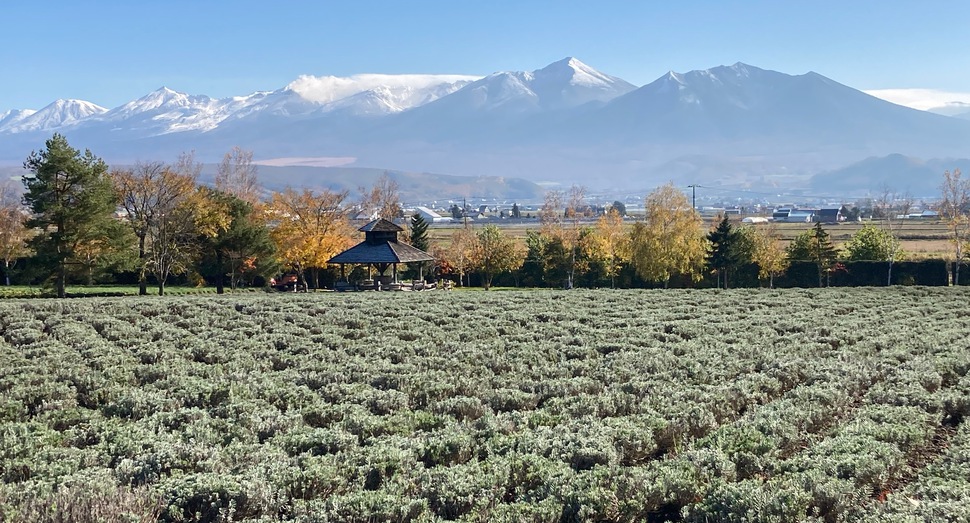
[865,88,970,112]
[287,74,481,103]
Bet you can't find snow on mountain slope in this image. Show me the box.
[318,79,476,116]
[103,87,216,119]
[0,109,37,132]
[2,99,105,133]
[529,57,636,108]
[407,57,634,117]
[92,87,223,134]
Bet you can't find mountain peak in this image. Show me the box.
[543,56,586,70]
[0,98,106,133]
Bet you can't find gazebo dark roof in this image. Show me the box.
[358,219,403,233]
[327,218,433,265]
[328,240,433,264]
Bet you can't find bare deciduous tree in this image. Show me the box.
[359,172,401,222]
[215,146,261,205]
[940,169,970,285]
[874,187,911,285]
[112,154,199,295]
[0,181,31,286]
[539,185,588,288]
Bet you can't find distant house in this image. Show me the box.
[354,210,379,221]
[776,209,815,222]
[816,206,847,223]
[772,208,792,220]
[905,210,939,219]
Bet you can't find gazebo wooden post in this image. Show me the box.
[341,264,346,282]
[393,263,398,283]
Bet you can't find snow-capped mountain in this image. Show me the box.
[1,99,106,133]
[288,73,478,115]
[403,57,634,116]
[585,62,970,151]
[93,87,221,134]
[530,57,637,109]
[2,58,970,193]
[0,109,36,131]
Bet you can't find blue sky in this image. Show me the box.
[2,0,969,111]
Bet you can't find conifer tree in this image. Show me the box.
[409,213,429,252]
[789,223,838,287]
[22,134,120,297]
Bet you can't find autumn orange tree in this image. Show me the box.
[267,187,354,289]
[629,183,708,287]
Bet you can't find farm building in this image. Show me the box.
[816,206,848,223]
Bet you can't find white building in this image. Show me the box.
[414,206,450,223]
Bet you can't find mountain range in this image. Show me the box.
[3,57,970,197]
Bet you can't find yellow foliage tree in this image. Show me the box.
[629,183,708,287]
[267,188,354,288]
[445,225,478,287]
[749,224,789,288]
[474,224,523,290]
[590,208,629,288]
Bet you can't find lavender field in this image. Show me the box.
[1,288,968,522]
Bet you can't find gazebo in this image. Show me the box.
[327,218,434,289]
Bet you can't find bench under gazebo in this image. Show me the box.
[328,218,434,290]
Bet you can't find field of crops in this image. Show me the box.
[1,288,969,522]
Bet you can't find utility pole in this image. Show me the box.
[687,184,698,211]
[462,197,467,227]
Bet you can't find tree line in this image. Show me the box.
[2,134,406,296]
[2,134,968,295]
[437,177,969,290]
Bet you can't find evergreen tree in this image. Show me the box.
[511,203,521,219]
[612,200,627,216]
[21,134,120,297]
[519,230,546,287]
[706,215,738,288]
[409,213,429,252]
[788,223,837,287]
[198,190,277,293]
[408,213,431,281]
